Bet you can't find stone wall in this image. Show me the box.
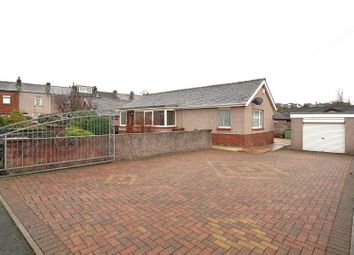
[115,130,212,160]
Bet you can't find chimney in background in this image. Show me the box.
[16,76,22,90]
[113,90,118,96]
[129,91,135,100]
[45,82,51,93]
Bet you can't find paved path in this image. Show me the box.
[0,201,33,255]
[0,149,352,255]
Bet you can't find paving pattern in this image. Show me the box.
[0,149,352,255]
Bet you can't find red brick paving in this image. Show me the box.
[0,149,352,255]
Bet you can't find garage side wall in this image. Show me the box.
[345,118,354,154]
[291,118,303,150]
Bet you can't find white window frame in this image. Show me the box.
[130,109,176,127]
[2,95,11,104]
[34,96,43,107]
[252,109,263,129]
[119,111,127,126]
[218,108,231,128]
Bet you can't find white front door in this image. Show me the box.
[303,123,345,153]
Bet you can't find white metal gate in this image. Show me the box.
[0,111,115,175]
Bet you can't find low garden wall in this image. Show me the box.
[115,130,212,160]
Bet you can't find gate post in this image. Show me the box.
[3,134,7,170]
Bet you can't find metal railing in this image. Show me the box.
[0,111,115,174]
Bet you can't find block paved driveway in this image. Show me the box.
[0,149,352,255]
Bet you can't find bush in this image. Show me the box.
[0,116,7,127]
[69,112,110,135]
[65,127,93,137]
[6,110,28,125]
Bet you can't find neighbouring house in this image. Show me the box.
[0,78,133,118]
[290,110,354,154]
[119,78,277,147]
[0,90,19,114]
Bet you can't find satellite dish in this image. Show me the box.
[253,97,263,105]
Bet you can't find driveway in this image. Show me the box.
[0,149,352,255]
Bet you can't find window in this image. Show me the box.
[218,109,231,128]
[252,110,263,128]
[167,111,175,126]
[34,96,43,107]
[2,95,11,104]
[120,111,127,125]
[135,111,144,125]
[153,111,165,126]
[78,86,93,94]
[144,111,152,125]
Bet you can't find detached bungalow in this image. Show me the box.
[119,78,277,147]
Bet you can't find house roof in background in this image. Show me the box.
[273,106,354,120]
[0,81,48,93]
[91,97,130,115]
[121,78,268,109]
[0,80,132,98]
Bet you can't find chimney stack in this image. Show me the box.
[129,91,135,100]
[16,76,22,90]
[45,82,51,93]
[113,90,118,96]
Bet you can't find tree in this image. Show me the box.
[332,88,350,106]
[54,94,91,112]
[336,89,344,103]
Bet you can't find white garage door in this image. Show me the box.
[303,123,345,153]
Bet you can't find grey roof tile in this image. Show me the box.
[120,78,265,109]
[91,97,129,114]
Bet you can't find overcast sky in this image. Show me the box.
[1,0,353,104]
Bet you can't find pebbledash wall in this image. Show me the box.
[212,86,275,147]
[115,130,212,160]
[291,117,354,155]
[3,130,212,174]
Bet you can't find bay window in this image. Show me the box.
[153,111,165,126]
[167,111,175,126]
[135,111,144,125]
[144,111,152,125]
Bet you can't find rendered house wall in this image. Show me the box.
[19,92,51,116]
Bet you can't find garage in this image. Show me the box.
[290,113,354,154]
[303,123,345,153]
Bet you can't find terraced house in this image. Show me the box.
[0,77,131,117]
[119,78,277,146]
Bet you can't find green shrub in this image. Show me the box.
[6,110,28,125]
[69,112,110,135]
[65,127,93,137]
[0,115,7,127]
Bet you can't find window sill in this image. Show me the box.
[252,127,264,131]
[217,127,231,131]
[151,125,177,129]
